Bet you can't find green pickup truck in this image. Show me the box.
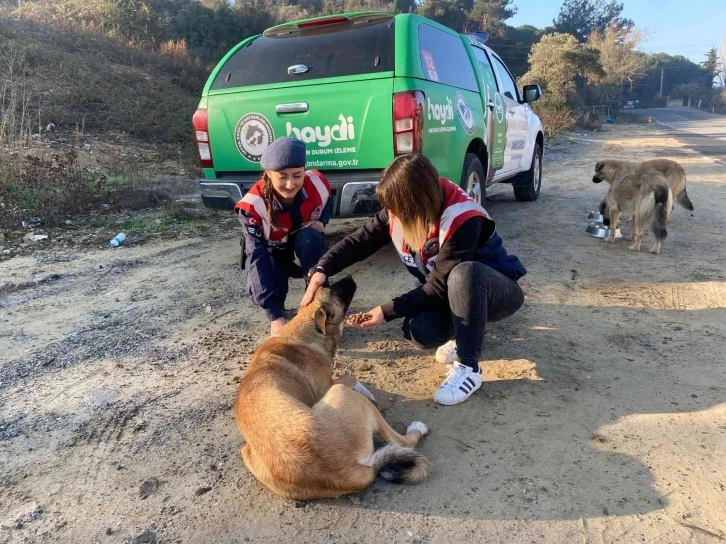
[193,11,544,215]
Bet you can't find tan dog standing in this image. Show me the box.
[234,276,431,499]
[592,158,693,211]
[601,171,673,254]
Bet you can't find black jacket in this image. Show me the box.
[317,208,526,320]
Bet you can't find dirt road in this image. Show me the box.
[625,107,726,163]
[1,124,725,543]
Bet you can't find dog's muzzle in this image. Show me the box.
[330,275,356,310]
[592,175,603,183]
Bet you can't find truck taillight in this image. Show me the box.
[393,91,424,155]
[192,108,213,168]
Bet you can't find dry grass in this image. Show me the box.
[0,45,39,151]
[0,17,210,228]
[160,39,189,62]
[0,148,105,228]
[0,17,207,143]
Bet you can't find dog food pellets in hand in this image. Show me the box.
[348,313,373,325]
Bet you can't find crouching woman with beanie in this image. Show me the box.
[235,137,331,336]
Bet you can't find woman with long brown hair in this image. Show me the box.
[301,153,525,405]
[236,137,331,336]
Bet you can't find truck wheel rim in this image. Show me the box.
[467,172,481,204]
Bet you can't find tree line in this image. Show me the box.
[2,0,724,134]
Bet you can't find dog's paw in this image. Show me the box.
[628,244,639,251]
[352,381,376,403]
[649,247,661,255]
[407,421,429,436]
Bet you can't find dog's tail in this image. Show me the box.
[650,184,671,242]
[677,187,694,210]
[369,444,431,485]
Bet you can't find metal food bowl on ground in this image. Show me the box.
[585,222,623,240]
[587,211,604,223]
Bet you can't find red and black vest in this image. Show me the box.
[234,170,330,246]
[389,178,492,278]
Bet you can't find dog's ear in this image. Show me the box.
[314,303,332,335]
[595,161,604,172]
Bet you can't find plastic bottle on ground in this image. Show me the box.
[109,233,127,248]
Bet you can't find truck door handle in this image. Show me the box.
[486,100,495,110]
[508,108,516,114]
[276,102,309,114]
[287,64,309,75]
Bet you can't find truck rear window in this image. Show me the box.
[211,16,395,90]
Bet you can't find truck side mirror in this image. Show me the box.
[523,85,542,103]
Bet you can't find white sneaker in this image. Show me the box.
[435,340,459,364]
[433,363,482,406]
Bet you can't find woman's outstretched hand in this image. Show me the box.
[347,306,384,329]
[301,272,327,307]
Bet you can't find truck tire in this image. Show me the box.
[461,153,486,205]
[513,143,542,202]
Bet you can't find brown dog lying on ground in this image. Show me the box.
[234,276,431,499]
[600,171,673,254]
[592,158,693,214]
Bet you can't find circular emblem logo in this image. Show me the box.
[423,238,440,256]
[235,113,274,162]
[310,205,323,221]
[455,92,475,135]
[494,94,505,124]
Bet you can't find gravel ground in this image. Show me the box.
[1,124,725,543]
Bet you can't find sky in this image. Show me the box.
[508,0,726,64]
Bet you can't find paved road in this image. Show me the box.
[620,107,726,161]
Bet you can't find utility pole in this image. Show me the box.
[659,68,664,97]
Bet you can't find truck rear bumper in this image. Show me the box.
[199,170,383,216]
[199,182,245,210]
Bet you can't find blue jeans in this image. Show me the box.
[402,262,524,369]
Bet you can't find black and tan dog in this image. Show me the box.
[234,276,430,499]
[592,159,693,211]
[600,171,673,254]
